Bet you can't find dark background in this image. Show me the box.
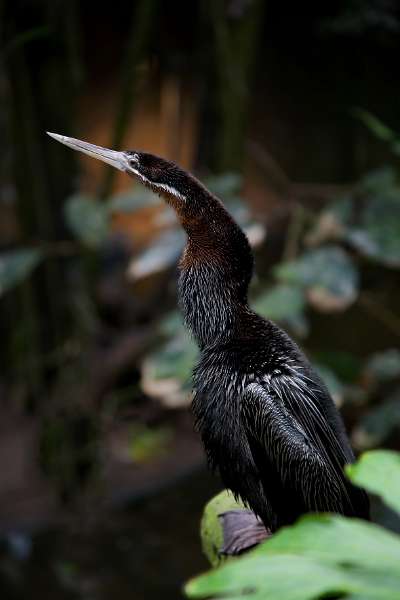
[1,1,400,598]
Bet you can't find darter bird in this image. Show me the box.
[47,132,370,552]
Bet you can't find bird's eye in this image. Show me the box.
[129,158,138,168]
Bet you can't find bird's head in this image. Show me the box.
[47,132,191,208]
[47,132,253,284]
[47,132,254,331]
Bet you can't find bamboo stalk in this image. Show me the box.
[209,0,264,172]
[99,0,158,199]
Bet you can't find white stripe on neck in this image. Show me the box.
[155,182,186,202]
[129,168,186,202]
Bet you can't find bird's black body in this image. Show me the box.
[48,133,370,532]
[176,182,369,531]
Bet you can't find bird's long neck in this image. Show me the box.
[173,184,253,349]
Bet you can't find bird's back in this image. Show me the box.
[192,314,369,531]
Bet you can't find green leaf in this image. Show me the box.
[254,284,308,337]
[188,452,400,600]
[159,310,184,337]
[391,140,400,156]
[141,328,198,407]
[108,187,159,212]
[325,170,400,267]
[352,395,400,450]
[0,248,43,296]
[346,450,400,514]
[314,364,344,406]
[365,349,400,382]
[358,167,398,195]
[258,514,400,571]
[353,107,400,157]
[314,351,362,384]
[144,333,198,385]
[353,109,397,143]
[204,173,242,199]
[64,195,109,248]
[186,514,400,599]
[3,26,50,58]
[254,284,306,321]
[275,246,359,311]
[186,554,353,600]
[128,424,172,463]
[128,229,185,280]
[346,194,400,268]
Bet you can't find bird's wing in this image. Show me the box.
[242,380,354,516]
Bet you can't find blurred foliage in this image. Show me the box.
[353,109,400,156]
[186,450,400,600]
[0,248,43,297]
[365,349,400,383]
[1,115,400,494]
[274,246,359,312]
[137,125,400,455]
[64,195,109,249]
[1,0,400,540]
[39,411,99,501]
[128,424,172,463]
[1,2,400,598]
[253,284,307,337]
[321,1,400,36]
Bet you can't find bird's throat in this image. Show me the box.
[168,185,253,349]
[178,258,240,348]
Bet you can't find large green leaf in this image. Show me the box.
[257,514,400,571]
[144,333,198,385]
[204,173,242,200]
[127,229,185,280]
[186,515,400,599]
[141,324,198,407]
[346,450,400,514]
[186,554,356,600]
[352,394,400,450]
[64,195,109,248]
[365,349,400,383]
[275,246,359,312]
[346,194,400,267]
[324,169,400,268]
[186,451,400,600]
[253,284,308,337]
[254,284,305,321]
[0,248,43,296]
[107,187,159,212]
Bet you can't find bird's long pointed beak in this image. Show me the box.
[46,132,129,171]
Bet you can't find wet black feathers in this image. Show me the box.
[191,317,369,531]
[125,154,370,531]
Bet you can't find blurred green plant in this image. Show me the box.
[128,424,172,463]
[2,103,400,502]
[39,410,99,501]
[0,248,43,297]
[353,109,400,156]
[185,450,400,600]
[274,245,359,312]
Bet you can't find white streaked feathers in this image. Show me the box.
[128,166,186,202]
